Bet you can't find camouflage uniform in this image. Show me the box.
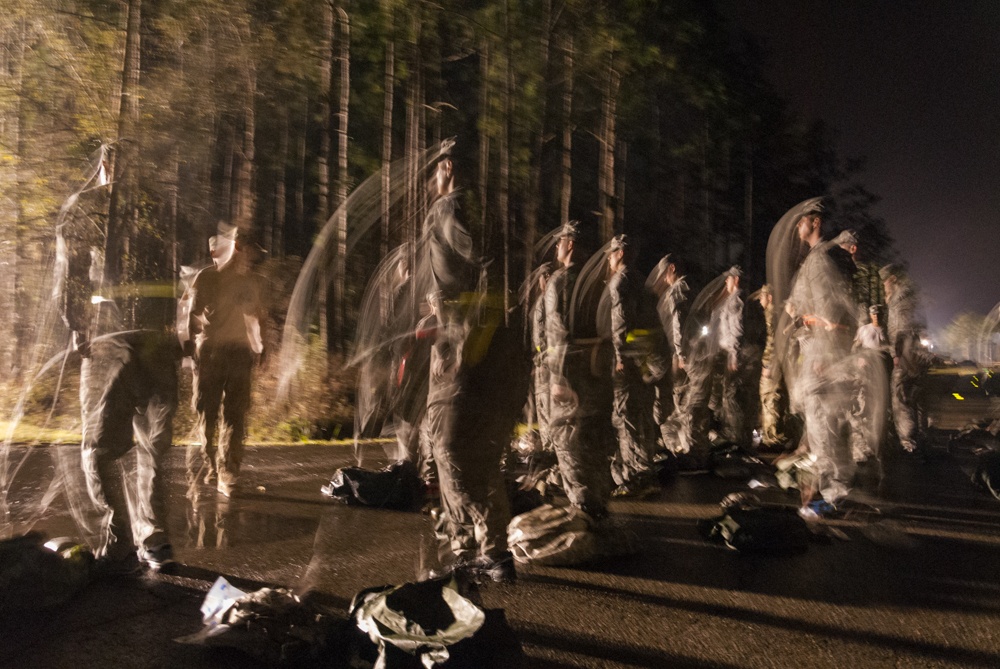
[653,278,688,451]
[885,279,929,452]
[607,263,656,487]
[420,190,526,565]
[546,262,614,518]
[758,292,788,446]
[58,212,180,562]
[679,272,746,459]
[786,242,857,503]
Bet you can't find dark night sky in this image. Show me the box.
[723,0,1000,335]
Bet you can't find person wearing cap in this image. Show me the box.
[545,222,614,518]
[678,266,749,463]
[418,148,524,583]
[606,234,658,497]
[881,265,931,454]
[57,194,182,574]
[529,262,556,457]
[186,227,266,498]
[849,304,891,463]
[785,201,858,507]
[839,230,886,330]
[646,255,689,452]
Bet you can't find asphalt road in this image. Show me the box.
[2,383,1000,668]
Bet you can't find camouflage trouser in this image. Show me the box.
[534,362,552,450]
[680,354,746,457]
[190,344,254,488]
[396,413,436,484]
[891,367,927,452]
[800,370,855,504]
[425,397,510,562]
[610,362,656,485]
[549,347,614,517]
[424,322,528,563]
[759,371,787,446]
[652,366,676,450]
[80,332,179,559]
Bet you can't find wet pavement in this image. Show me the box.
[3,393,1000,668]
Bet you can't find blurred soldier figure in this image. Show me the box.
[606,235,657,497]
[754,284,789,448]
[419,149,526,582]
[186,228,265,498]
[843,231,887,331]
[785,201,858,506]
[57,208,181,573]
[645,255,688,452]
[530,262,555,453]
[677,266,746,466]
[850,305,890,463]
[882,265,931,454]
[546,222,614,518]
[830,230,859,288]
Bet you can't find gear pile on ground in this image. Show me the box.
[0,533,94,613]
[321,460,425,510]
[699,492,811,554]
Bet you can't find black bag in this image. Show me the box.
[700,495,809,554]
[972,450,1000,501]
[322,460,424,511]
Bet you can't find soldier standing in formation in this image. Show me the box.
[606,235,658,498]
[545,223,614,519]
[646,255,689,454]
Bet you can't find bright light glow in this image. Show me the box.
[920,338,932,348]
[700,326,709,336]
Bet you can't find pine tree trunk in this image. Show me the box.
[332,4,350,350]
[273,109,288,257]
[317,0,334,228]
[500,0,511,313]
[381,0,394,259]
[478,39,490,250]
[3,19,26,378]
[234,55,256,232]
[598,52,618,242]
[104,0,142,288]
[524,0,551,280]
[559,34,573,226]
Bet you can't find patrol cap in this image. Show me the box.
[833,229,858,247]
[749,284,772,300]
[556,221,579,240]
[801,197,826,216]
[609,234,628,253]
[868,304,881,315]
[726,265,744,278]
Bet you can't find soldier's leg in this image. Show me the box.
[133,392,176,551]
[549,377,593,511]
[611,365,654,486]
[426,401,477,563]
[804,384,856,504]
[891,367,918,451]
[193,350,225,483]
[534,363,552,450]
[218,349,254,491]
[79,350,136,560]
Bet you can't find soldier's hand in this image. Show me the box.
[615,360,624,374]
[72,331,91,359]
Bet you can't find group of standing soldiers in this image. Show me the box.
[523,196,931,524]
